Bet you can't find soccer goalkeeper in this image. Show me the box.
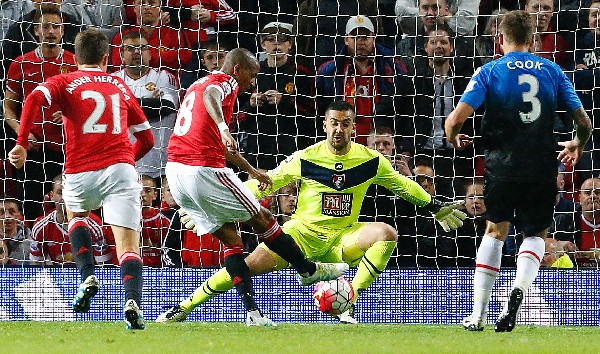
[157,101,467,324]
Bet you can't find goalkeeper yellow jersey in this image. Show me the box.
[246,140,432,234]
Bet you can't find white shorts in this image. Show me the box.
[165,162,260,235]
[63,163,142,231]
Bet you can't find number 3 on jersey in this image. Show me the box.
[174,91,195,136]
[518,74,541,123]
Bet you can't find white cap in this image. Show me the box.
[345,15,375,35]
[262,22,293,35]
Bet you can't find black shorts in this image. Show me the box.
[484,177,557,236]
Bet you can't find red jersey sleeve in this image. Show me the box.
[6,56,24,96]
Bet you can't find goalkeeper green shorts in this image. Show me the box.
[258,219,368,267]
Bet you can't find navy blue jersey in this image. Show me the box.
[460,51,582,180]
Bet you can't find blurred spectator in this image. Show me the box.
[317,15,406,145]
[390,27,474,198]
[411,162,457,267]
[2,0,82,81]
[61,0,124,39]
[113,31,179,178]
[455,179,487,266]
[0,199,31,265]
[0,0,34,42]
[29,175,113,265]
[164,0,237,47]
[555,163,576,214]
[396,0,475,75]
[366,126,413,176]
[474,8,507,65]
[111,0,192,75]
[269,182,298,225]
[395,0,479,36]
[3,4,77,221]
[180,37,233,91]
[234,1,297,52]
[140,175,170,267]
[295,0,383,68]
[553,177,600,267]
[573,1,600,177]
[240,22,316,170]
[525,0,571,68]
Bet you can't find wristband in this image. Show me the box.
[217,122,229,132]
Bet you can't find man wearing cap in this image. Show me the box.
[316,15,407,145]
[240,22,316,170]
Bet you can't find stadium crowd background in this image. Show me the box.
[0,0,599,269]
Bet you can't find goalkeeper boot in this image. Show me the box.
[297,262,349,286]
[124,299,146,330]
[335,303,357,324]
[495,288,524,332]
[72,274,99,313]
[462,315,484,331]
[156,305,188,323]
[246,309,277,327]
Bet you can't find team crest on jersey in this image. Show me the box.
[60,65,70,74]
[332,174,345,189]
[145,82,156,91]
[322,193,352,217]
[285,82,295,94]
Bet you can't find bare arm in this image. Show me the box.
[557,107,593,166]
[445,102,474,149]
[3,90,21,135]
[203,86,238,152]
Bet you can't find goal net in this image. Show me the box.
[0,0,598,324]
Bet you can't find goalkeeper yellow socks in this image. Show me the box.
[180,268,234,314]
[351,240,396,302]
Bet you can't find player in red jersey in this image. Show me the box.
[3,4,77,221]
[164,48,348,326]
[8,29,154,330]
[139,175,170,267]
[30,175,114,265]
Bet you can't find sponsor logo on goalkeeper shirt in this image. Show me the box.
[322,193,352,217]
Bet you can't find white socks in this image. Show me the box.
[471,235,504,321]
[512,237,545,292]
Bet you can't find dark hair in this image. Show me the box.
[1,198,23,212]
[369,126,395,136]
[202,38,235,54]
[498,10,534,46]
[424,24,454,39]
[75,29,110,65]
[325,101,355,116]
[34,3,63,23]
[121,30,148,44]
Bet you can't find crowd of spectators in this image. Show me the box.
[1,0,600,269]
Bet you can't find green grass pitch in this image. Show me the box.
[0,322,597,354]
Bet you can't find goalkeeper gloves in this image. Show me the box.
[424,198,467,232]
[178,209,198,234]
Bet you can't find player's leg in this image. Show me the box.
[101,163,145,330]
[157,243,288,323]
[63,172,101,314]
[495,178,555,332]
[347,222,397,301]
[111,225,145,330]
[463,177,514,331]
[245,207,348,285]
[463,220,509,331]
